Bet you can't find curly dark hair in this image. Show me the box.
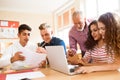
[85,20,98,50]
[98,12,120,57]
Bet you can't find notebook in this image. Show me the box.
[46,46,81,75]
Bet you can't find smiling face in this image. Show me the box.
[97,21,106,39]
[18,30,31,46]
[90,24,102,41]
[40,28,52,43]
[72,13,85,31]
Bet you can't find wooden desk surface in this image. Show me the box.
[33,68,120,80]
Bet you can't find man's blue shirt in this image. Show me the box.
[40,37,66,54]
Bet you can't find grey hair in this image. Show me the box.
[72,10,84,19]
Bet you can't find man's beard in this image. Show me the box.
[77,26,84,31]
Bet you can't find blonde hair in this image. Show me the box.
[39,23,51,30]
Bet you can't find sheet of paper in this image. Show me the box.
[21,48,47,67]
[12,48,47,70]
[6,71,45,80]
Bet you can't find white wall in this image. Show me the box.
[0,10,53,43]
[0,10,54,53]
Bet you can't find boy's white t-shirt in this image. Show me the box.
[0,41,37,69]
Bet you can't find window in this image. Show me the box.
[98,0,119,15]
[63,11,69,26]
[58,15,62,28]
[55,7,75,46]
[85,0,97,18]
[85,0,120,18]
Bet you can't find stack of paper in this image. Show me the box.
[11,48,47,70]
[6,71,45,80]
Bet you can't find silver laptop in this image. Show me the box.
[46,46,80,75]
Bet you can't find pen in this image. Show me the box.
[38,43,46,47]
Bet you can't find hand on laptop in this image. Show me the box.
[11,52,25,63]
[75,66,94,74]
